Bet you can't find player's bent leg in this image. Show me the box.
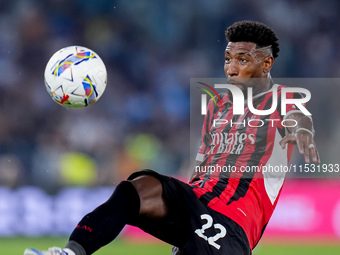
[23,174,170,255]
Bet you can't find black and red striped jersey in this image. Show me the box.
[189,84,306,249]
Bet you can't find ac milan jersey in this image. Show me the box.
[189,84,306,249]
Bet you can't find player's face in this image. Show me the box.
[224,42,272,92]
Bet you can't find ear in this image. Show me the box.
[262,56,274,74]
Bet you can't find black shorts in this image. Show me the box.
[128,169,251,255]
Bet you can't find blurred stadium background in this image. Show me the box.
[0,0,340,254]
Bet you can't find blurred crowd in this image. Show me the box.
[0,0,340,192]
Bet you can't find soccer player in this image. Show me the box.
[24,20,320,255]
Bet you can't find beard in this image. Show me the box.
[227,78,270,99]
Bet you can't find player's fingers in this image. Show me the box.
[279,138,286,149]
[309,146,317,163]
[298,133,314,163]
[316,149,321,163]
[304,142,310,164]
[279,137,286,149]
[296,135,305,155]
[295,129,313,153]
[279,134,297,149]
[310,144,321,164]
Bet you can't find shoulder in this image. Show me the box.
[274,84,306,99]
[207,92,230,110]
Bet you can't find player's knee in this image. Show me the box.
[96,180,140,220]
[128,175,168,219]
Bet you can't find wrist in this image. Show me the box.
[295,127,314,138]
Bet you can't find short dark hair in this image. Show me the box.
[225,20,279,58]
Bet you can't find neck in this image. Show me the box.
[252,78,274,96]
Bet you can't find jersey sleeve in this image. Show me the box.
[283,93,311,119]
[277,86,312,121]
[277,86,312,136]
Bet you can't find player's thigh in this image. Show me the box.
[130,206,189,248]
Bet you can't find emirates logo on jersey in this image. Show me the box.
[210,131,255,155]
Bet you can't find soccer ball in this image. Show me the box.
[44,46,107,108]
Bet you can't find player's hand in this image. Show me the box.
[279,130,320,164]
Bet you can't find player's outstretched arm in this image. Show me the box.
[279,112,320,164]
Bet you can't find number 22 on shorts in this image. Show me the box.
[195,214,227,250]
